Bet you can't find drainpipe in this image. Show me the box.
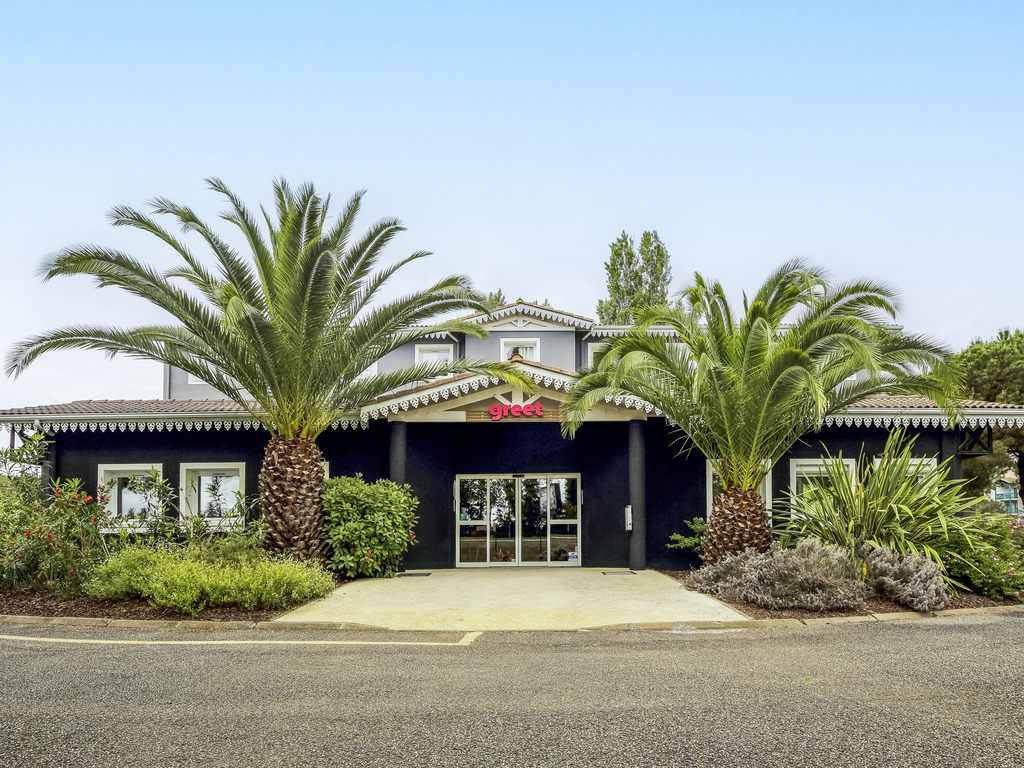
[390,420,407,485]
[628,419,646,571]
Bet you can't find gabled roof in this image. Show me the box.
[459,300,594,329]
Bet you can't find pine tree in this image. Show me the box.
[596,230,672,324]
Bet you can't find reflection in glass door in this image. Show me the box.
[456,474,580,566]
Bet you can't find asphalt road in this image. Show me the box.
[2,614,1023,768]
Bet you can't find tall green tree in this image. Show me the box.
[953,329,1024,499]
[596,230,672,324]
[564,259,962,564]
[6,178,533,560]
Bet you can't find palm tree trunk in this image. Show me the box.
[702,486,772,565]
[259,435,326,561]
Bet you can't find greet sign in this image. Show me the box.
[489,402,544,421]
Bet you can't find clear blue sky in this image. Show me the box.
[1,1,1022,408]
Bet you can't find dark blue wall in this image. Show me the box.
[51,422,391,513]
[402,420,633,569]
[47,418,964,571]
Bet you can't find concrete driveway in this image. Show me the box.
[276,567,745,630]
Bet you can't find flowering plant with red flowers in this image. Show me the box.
[3,472,113,595]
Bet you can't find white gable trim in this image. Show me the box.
[464,304,593,330]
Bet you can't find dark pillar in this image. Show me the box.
[390,420,407,485]
[942,428,963,480]
[39,432,55,497]
[628,419,646,571]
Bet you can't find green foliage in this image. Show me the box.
[567,260,962,564]
[691,539,868,611]
[667,517,706,557]
[865,546,950,612]
[2,478,113,596]
[5,179,534,443]
[954,329,1024,493]
[775,431,988,586]
[945,515,1024,600]
[0,433,48,517]
[322,474,419,578]
[84,541,335,615]
[596,230,673,324]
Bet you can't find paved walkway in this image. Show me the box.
[276,568,746,630]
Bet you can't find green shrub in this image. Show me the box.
[668,517,706,559]
[85,544,335,615]
[691,539,868,611]
[945,515,1024,601]
[322,474,419,578]
[775,430,989,585]
[865,546,950,612]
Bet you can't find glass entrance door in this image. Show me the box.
[456,474,580,566]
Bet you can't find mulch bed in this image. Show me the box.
[660,570,1019,621]
[0,589,287,622]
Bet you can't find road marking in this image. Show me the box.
[0,631,483,647]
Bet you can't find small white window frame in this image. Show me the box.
[355,362,378,381]
[587,341,609,368]
[179,462,246,531]
[97,463,164,528]
[789,458,857,496]
[414,343,455,366]
[500,338,540,362]
[706,460,773,519]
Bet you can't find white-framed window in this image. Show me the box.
[97,464,163,526]
[414,344,454,367]
[789,458,857,498]
[179,462,246,530]
[500,338,540,362]
[587,342,609,368]
[355,362,378,381]
[706,460,773,518]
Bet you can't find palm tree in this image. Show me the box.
[6,178,533,560]
[562,259,962,564]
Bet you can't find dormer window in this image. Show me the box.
[501,338,539,362]
[415,343,455,366]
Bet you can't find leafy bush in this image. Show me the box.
[865,546,950,612]
[85,542,334,615]
[2,478,113,596]
[775,430,989,585]
[945,515,1024,601]
[322,474,419,578]
[691,539,867,611]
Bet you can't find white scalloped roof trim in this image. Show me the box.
[823,413,1024,429]
[0,417,366,434]
[465,305,592,329]
[591,327,678,338]
[601,392,663,415]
